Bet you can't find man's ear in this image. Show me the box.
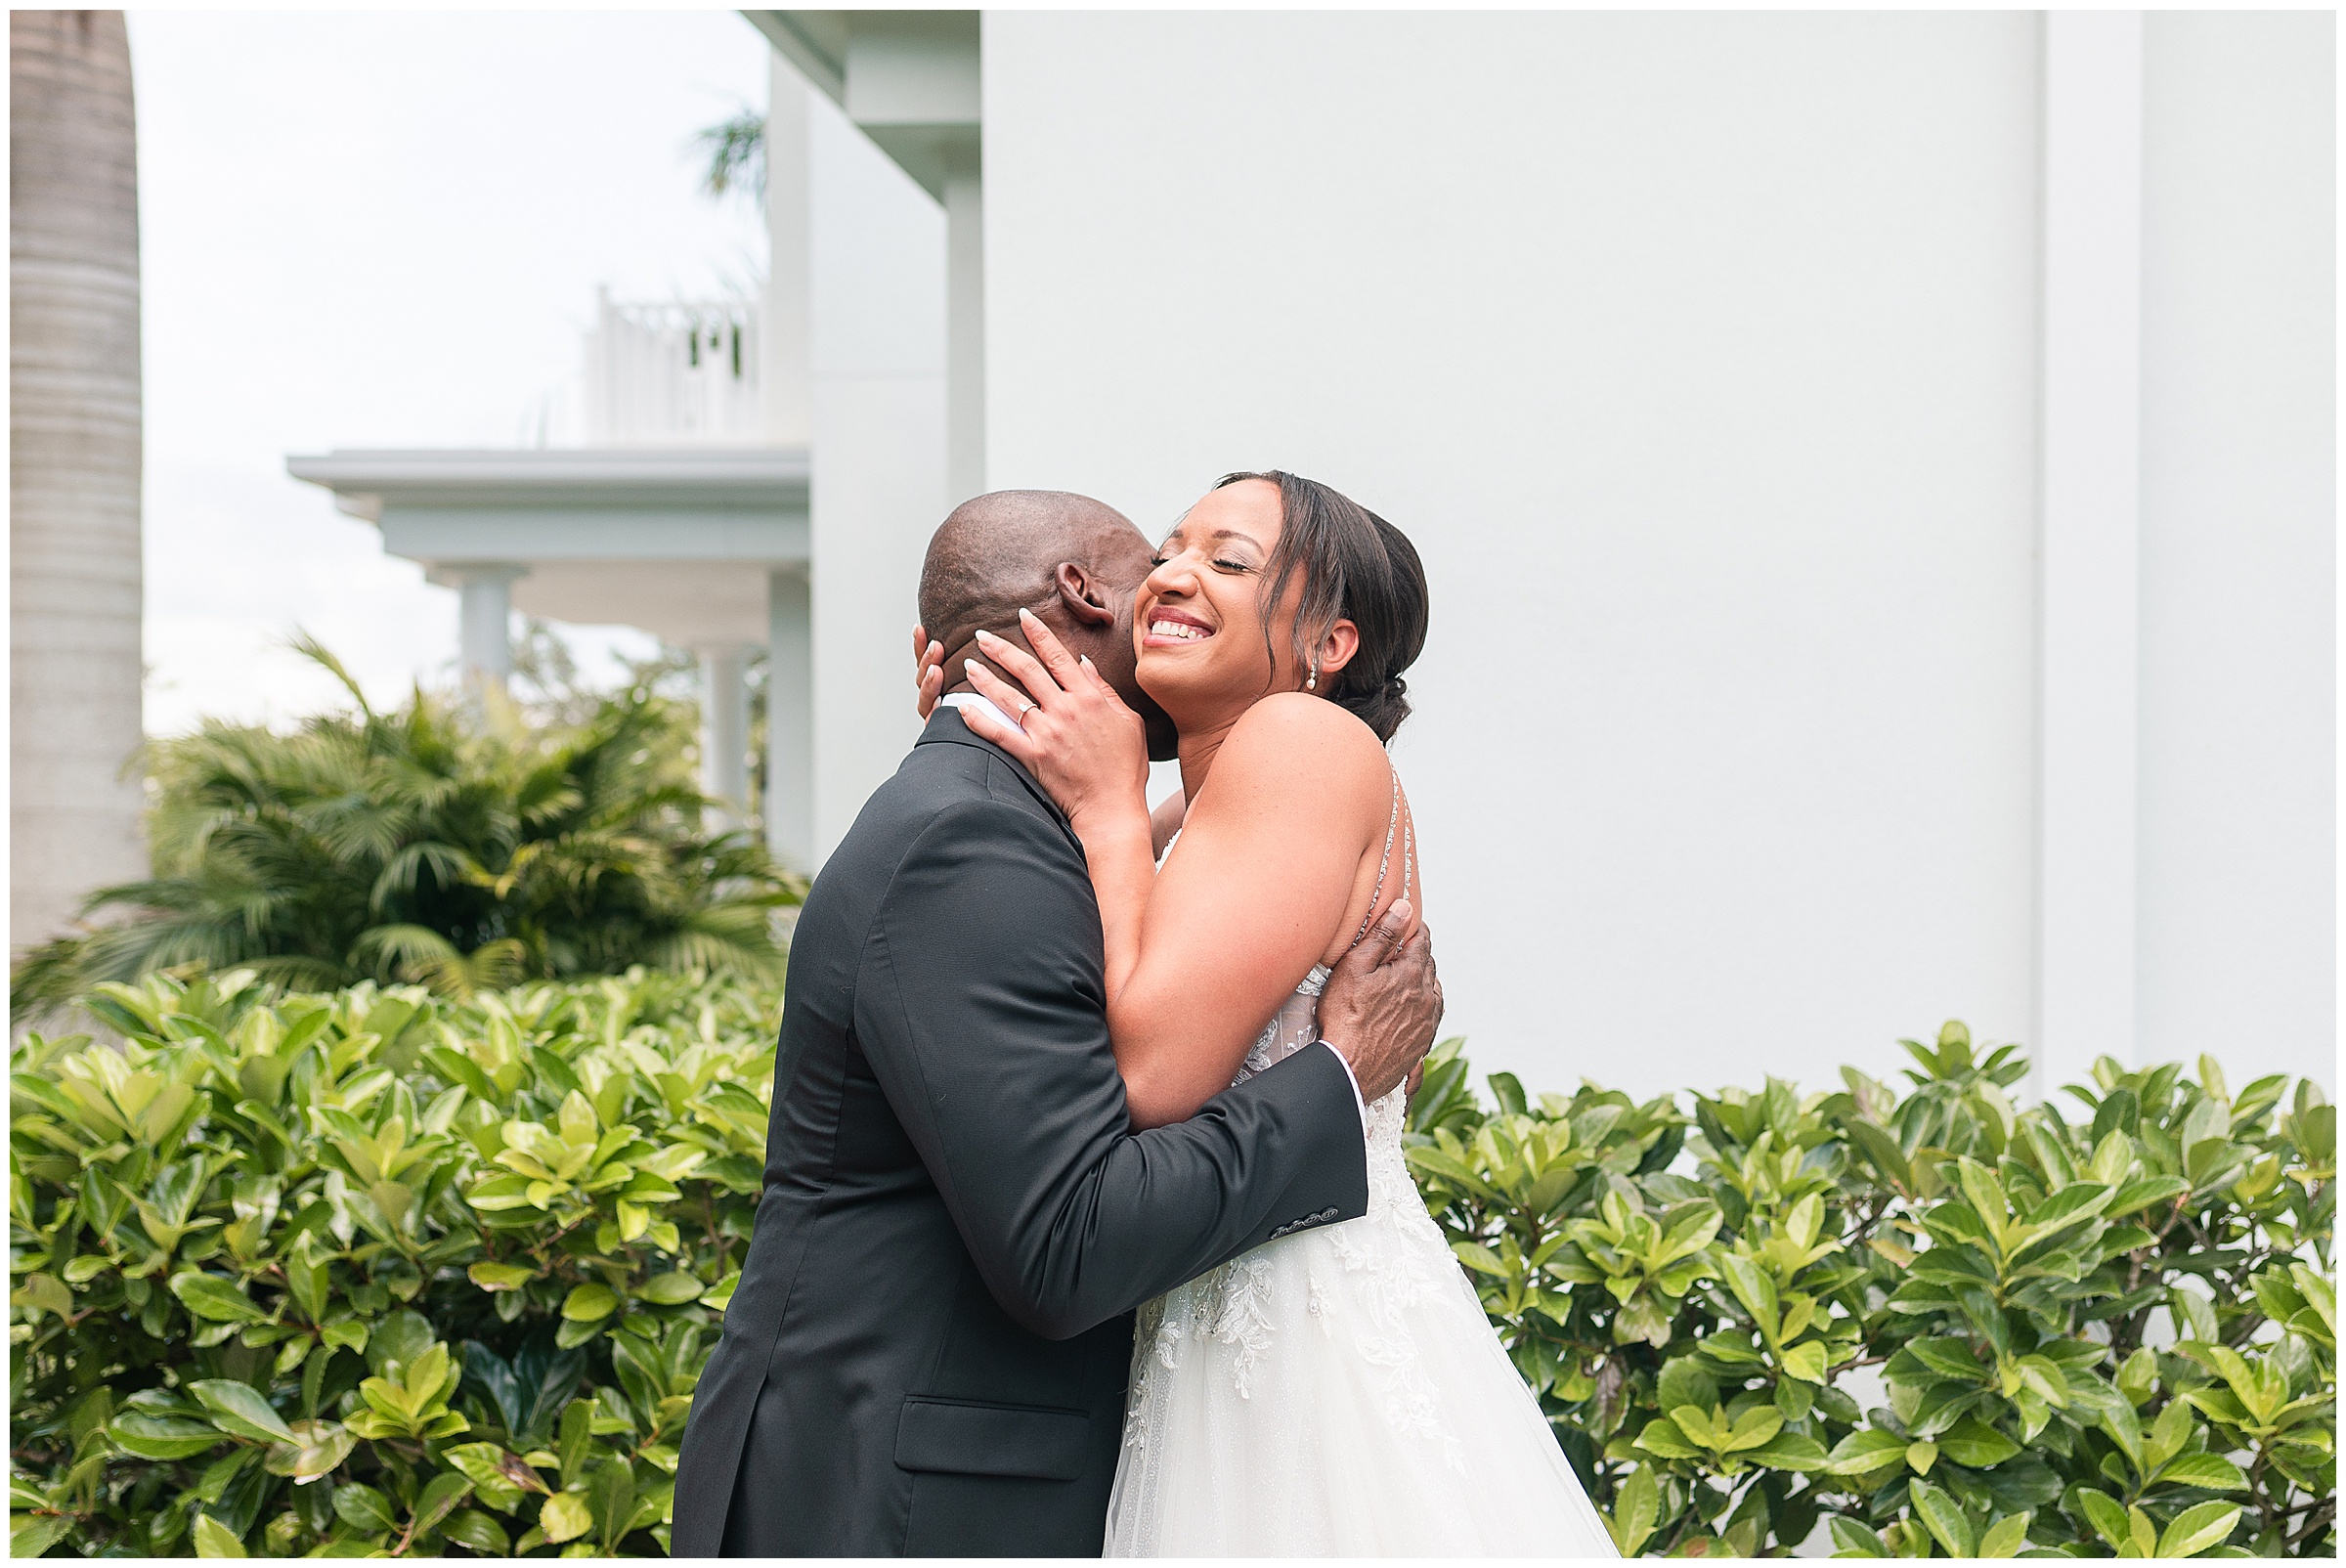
[1055,562,1118,628]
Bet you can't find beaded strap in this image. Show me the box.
[1348,767,1412,950]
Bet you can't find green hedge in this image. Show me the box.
[9,976,2334,1558]
[1406,1025,2335,1556]
[10,971,772,1557]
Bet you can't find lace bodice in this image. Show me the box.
[1233,964,1413,1196]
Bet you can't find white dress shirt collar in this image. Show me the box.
[938,691,1019,733]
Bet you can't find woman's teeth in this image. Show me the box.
[1151,620,1210,641]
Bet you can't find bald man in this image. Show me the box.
[915,488,1178,761]
[671,492,1444,1557]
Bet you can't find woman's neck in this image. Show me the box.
[1173,712,1243,806]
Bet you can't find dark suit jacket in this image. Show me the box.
[669,709,1369,1557]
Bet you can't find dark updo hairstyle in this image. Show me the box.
[1216,470,1429,745]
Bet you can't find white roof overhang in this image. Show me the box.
[286,447,811,646]
[743,9,978,199]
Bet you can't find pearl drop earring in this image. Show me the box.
[1306,663,1319,692]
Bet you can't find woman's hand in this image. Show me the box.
[911,623,945,719]
[958,609,1151,835]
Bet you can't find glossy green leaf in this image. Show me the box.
[442,1508,511,1555]
[332,1483,395,1535]
[2075,1487,2131,1550]
[190,1380,295,1445]
[469,1260,538,1292]
[1828,1516,1890,1556]
[168,1272,267,1323]
[2155,1501,2241,1558]
[2153,1452,2249,1493]
[109,1409,228,1459]
[539,1491,591,1545]
[1909,1480,1976,1558]
[1936,1416,2020,1469]
[191,1513,247,1557]
[1826,1428,1909,1475]
[1977,1510,2031,1558]
[562,1283,619,1323]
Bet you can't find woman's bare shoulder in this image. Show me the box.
[1210,693,1392,811]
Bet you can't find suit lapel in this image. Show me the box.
[916,708,1082,849]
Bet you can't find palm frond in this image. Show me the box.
[285,629,376,722]
[15,636,803,1007]
[694,108,766,200]
[348,924,463,987]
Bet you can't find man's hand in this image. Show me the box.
[912,623,945,719]
[1318,900,1441,1105]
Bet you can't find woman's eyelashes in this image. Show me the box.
[1150,551,1255,575]
[1145,544,1257,582]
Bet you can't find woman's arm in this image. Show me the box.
[962,617,1399,1128]
[1107,699,1390,1122]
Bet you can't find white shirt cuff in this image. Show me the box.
[1318,1040,1370,1135]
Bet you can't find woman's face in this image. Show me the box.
[1134,479,1305,729]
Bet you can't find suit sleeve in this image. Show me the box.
[854,796,1369,1341]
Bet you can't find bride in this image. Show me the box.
[945,471,1617,1556]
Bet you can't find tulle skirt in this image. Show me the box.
[1104,1142,1620,1558]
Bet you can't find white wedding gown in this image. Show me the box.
[1104,796,1619,1557]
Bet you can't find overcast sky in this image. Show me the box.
[131,10,772,734]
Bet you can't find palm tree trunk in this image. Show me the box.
[11,11,146,954]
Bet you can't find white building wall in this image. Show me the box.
[806,88,946,859]
[2136,13,2336,1092]
[982,12,2047,1102]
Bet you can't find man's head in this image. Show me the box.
[918,490,1177,759]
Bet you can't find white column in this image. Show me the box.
[2033,12,2144,1101]
[805,75,949,865]
[696,645,753,824]
[944,148,986,505]
[764,56,813,446]
[766,569,814,868]
[451,564,525,697]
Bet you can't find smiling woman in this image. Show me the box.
[1143,471,1429,747]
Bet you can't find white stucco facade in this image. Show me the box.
[964,11,2332,1102]
[981,11,2045,1101]
[2134,14,2335,1094]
